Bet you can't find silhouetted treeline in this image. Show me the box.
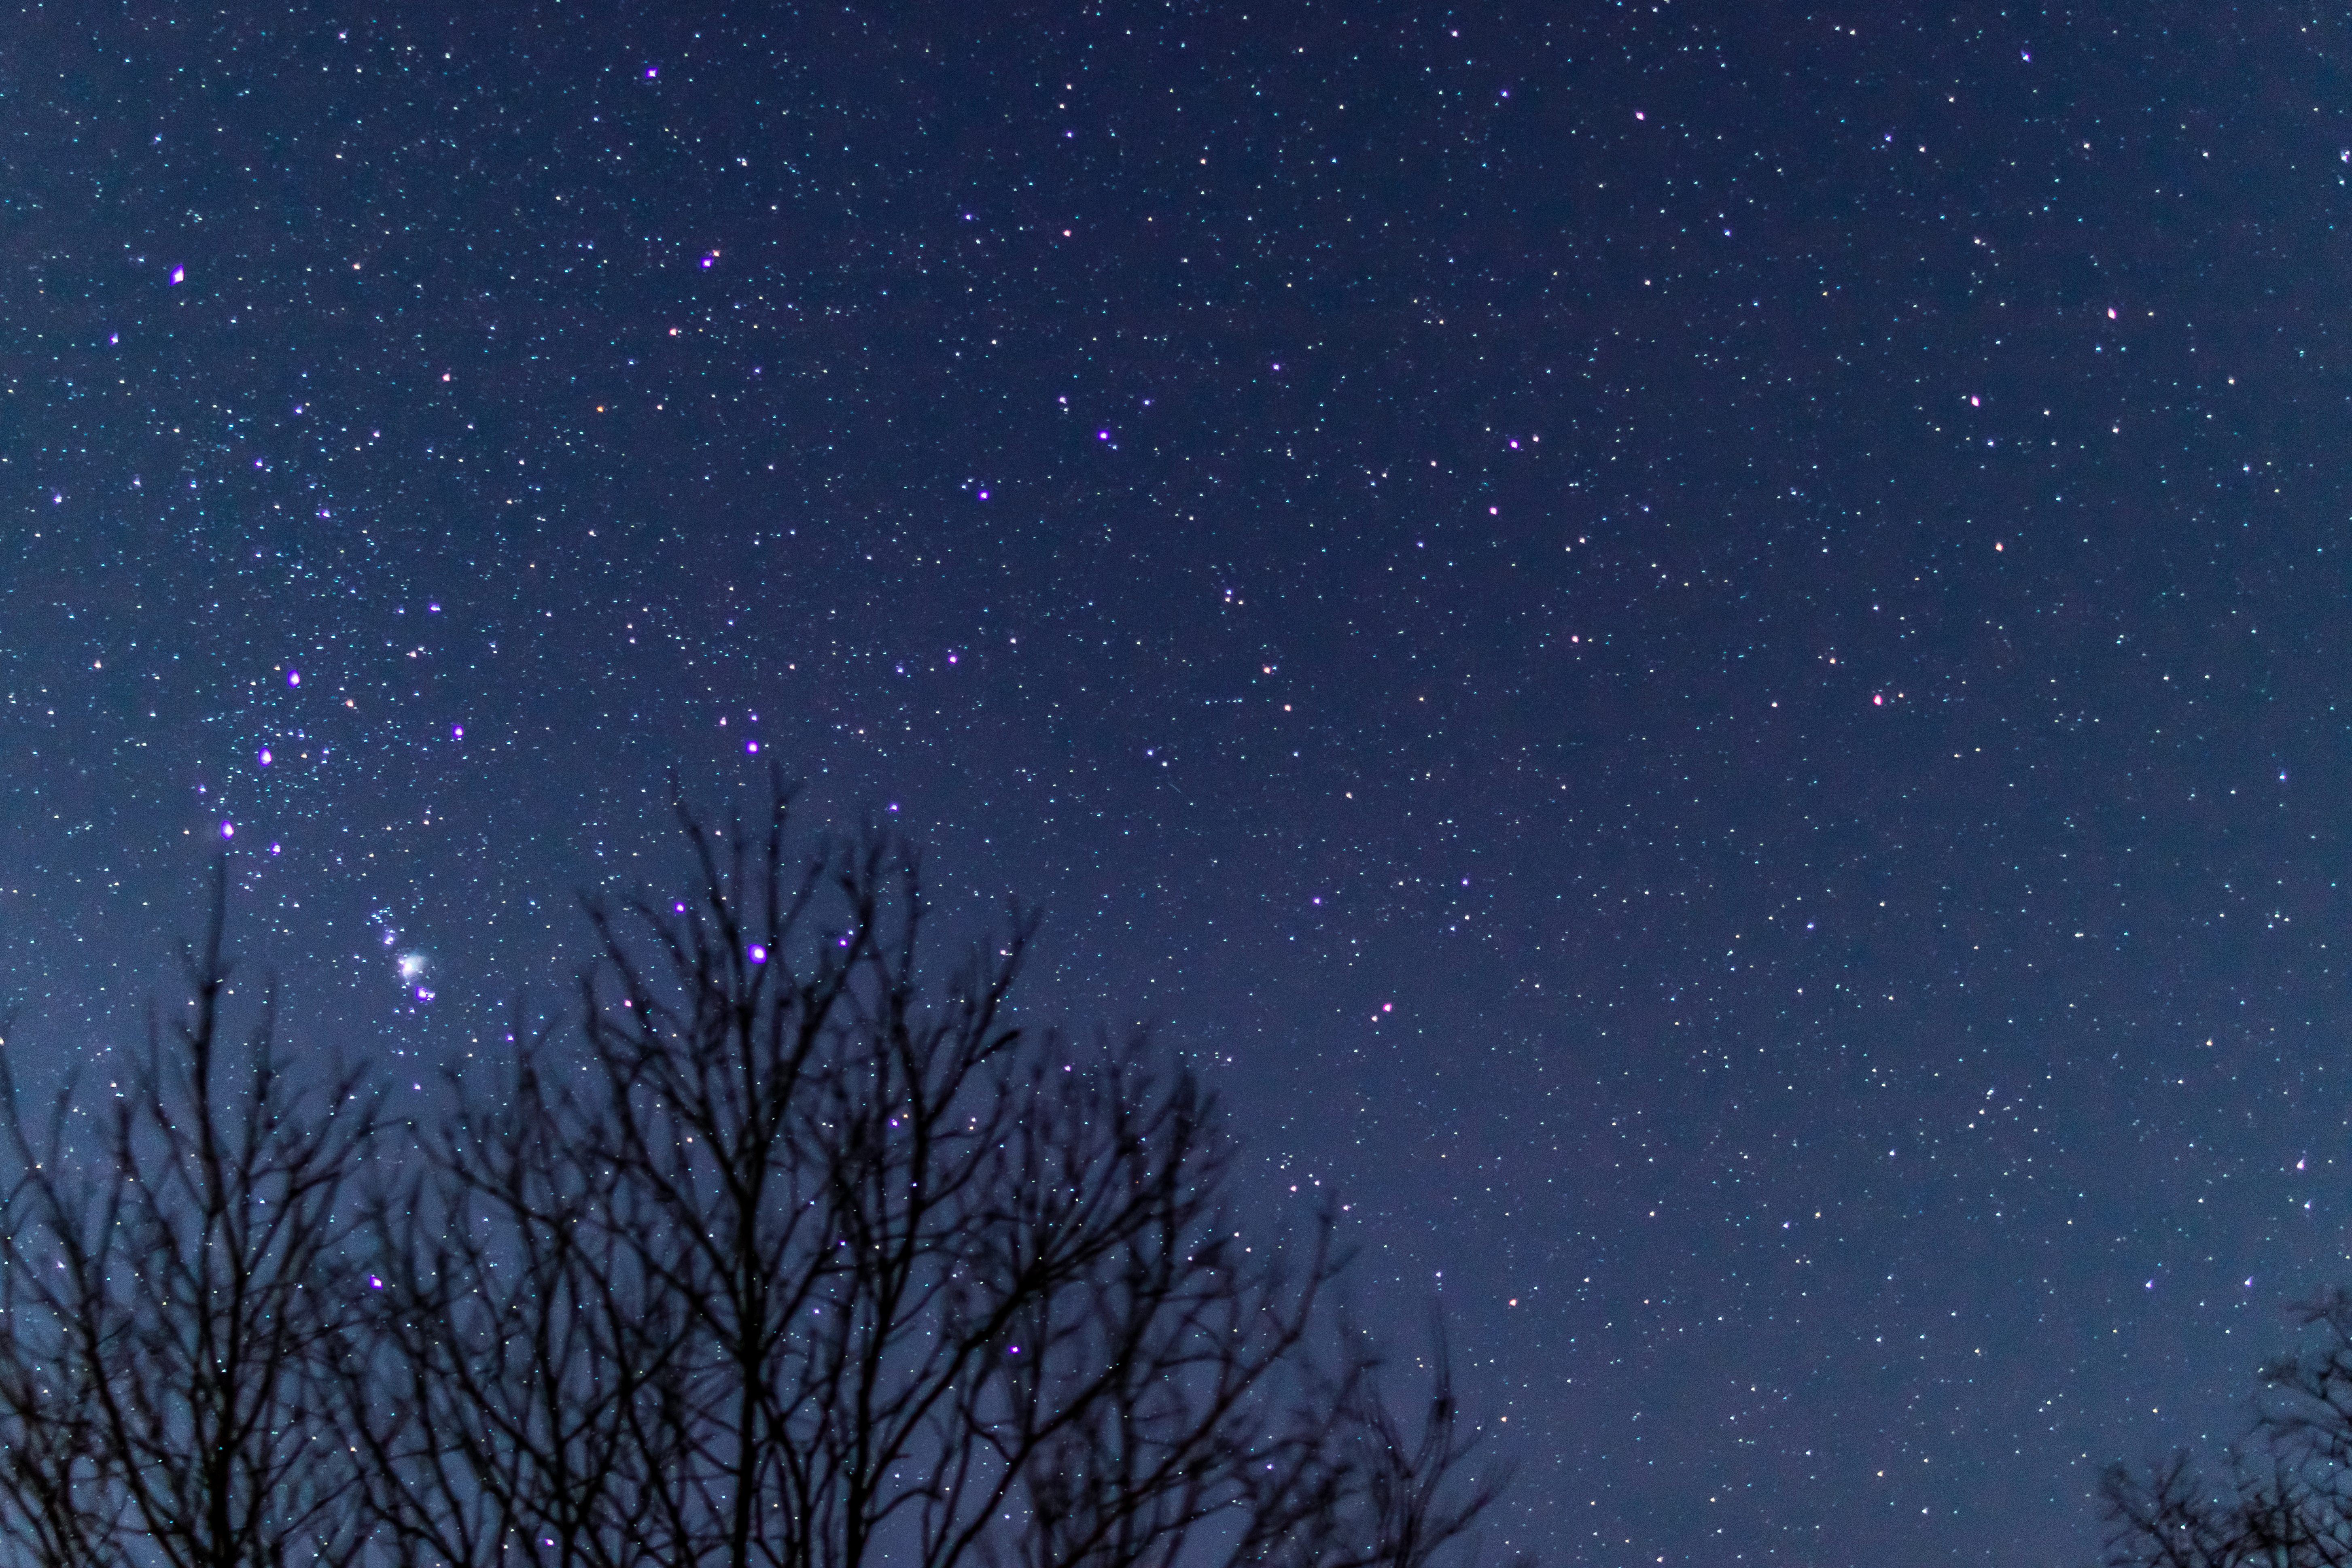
[0,787,1520,1568]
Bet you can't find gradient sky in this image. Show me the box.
[6,4,2352,1563]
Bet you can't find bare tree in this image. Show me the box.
[353,1010,684,1568]
[366,783,1519,1568]
[0,864,378,1568]
[2104,1290,2352,1568]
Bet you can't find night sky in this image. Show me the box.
[6,4,2351,1563]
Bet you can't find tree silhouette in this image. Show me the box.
[2104,1290,2352,1568]
[0,866,377,1568]
[0,788,1521,1568]
[366,786,1514,1568]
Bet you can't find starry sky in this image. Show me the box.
[5,3,2351,1563]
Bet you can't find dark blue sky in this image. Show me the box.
[6,4,2351,1562]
